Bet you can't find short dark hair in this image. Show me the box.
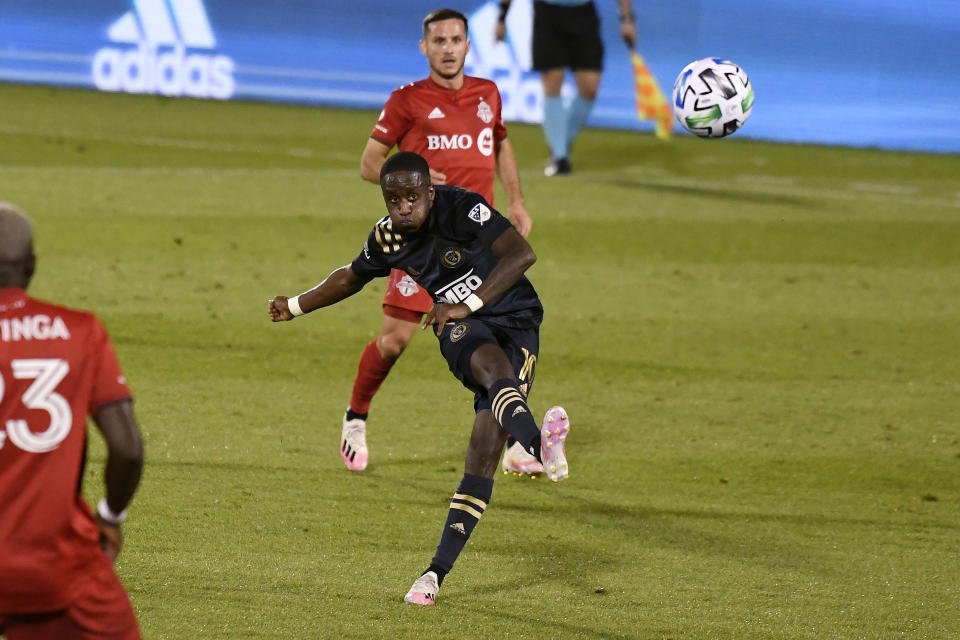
[422,9,468,37]
[380,151,431,187]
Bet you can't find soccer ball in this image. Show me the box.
[672,58,753,138]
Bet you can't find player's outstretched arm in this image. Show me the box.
[269,265,370,322]
[92,399,144,562]
[423,227,536,333]
[495,138,531,238]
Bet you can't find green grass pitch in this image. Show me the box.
[1,82,958,639]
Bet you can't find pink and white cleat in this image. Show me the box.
[340,414,368,472]
[403,571,439,606]
[540,406,570,483]
[502,440,545,477]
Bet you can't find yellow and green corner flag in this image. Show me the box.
[631,51,673,140]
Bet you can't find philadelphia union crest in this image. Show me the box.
[449,323,470,342]
[440,247,463,268]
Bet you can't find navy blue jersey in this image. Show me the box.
[351,186,543,329]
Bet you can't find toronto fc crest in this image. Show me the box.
[395,274,420,297]
[477,98,493,124]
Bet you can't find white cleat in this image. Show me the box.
[404,571,439,606]
[540,406,570,483]
[501,440,545,477]
[340,414,368,472]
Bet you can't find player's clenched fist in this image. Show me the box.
[268,296,294,322]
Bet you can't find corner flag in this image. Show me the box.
[631,51,673,140]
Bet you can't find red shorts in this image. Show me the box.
[0,555,140,640]
[382,269,433,322]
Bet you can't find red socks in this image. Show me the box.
[349,339,395,415]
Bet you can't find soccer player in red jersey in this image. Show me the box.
[0,204,144,640]
[341,8,541,475]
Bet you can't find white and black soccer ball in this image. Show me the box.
[672,58,753,138]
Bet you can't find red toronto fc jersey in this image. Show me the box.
[372,76,508,204]
[0,288,131,613]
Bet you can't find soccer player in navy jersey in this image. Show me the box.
[342,8,541,477]
[268,152,570,606]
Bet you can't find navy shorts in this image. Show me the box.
[436,317,539,413]
[532,0,604,72]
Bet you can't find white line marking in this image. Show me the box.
[616,166,960,210]
[848,181,918,195]
[0,70,90,84]
[0,124,354,162]
[233,64,409,85]
[0,165,357,177]
[0,51,90,63]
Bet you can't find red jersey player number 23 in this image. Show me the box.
[0,292,131,612]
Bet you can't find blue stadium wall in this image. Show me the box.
[1,0,957,153]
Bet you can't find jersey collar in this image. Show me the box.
[425,75,467,93]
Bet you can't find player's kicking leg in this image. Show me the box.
[404,325,569,605]
[457,331,566,483]
[404,396,569,605]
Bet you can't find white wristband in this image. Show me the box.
[97,498,128,525]
[464,293,484,313]
[287,294,304,317]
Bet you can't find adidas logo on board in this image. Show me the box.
[91,0,235,99]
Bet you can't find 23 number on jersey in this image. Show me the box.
[0,358,72,453]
